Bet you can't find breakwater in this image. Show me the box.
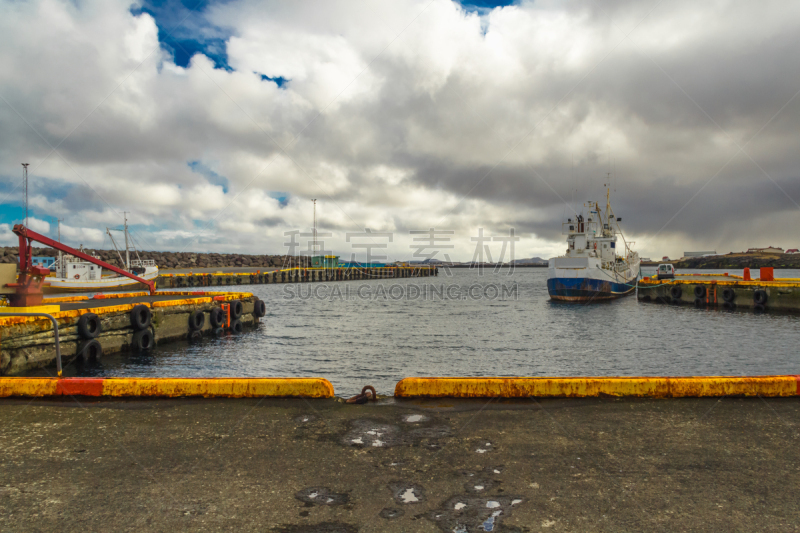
[673,252,800,269]
[0,291,264,376]
[0,245,308,270]
[157,266,437,289]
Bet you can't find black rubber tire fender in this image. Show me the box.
[213,327,224,337]
[188,310,205,331]
[76,339,103,365]
[230,300,243,320]
[670,286,682,299]
[230,319,243,334]
[253,299,267,318]
[722,288,736,303]
[188,330,202,342]
[753,289,768,306]
[130,305,151,331]
[209,307,225,328]
[754,303,766,312]
[77,312,102,339]
[131,328,154,351]
[693,285,706,299]
[694,298,704,308]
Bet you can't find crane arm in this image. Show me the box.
[12,224,156,295]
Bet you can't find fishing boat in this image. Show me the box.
[547,186,640,302]
[43,216,158,293]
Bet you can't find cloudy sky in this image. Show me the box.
[1,0,798,262]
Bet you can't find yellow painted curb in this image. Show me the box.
[0,377,335,398]
[394,376,800,398]
[0,305,61,313]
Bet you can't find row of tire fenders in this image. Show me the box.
[74,298,268,366]
[647,284,770,309]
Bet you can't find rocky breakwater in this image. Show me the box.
[674,252,800,270]
[0,246,310,270]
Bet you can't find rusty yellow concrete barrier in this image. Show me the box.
[0,377,334,398]
[394,376,800,398]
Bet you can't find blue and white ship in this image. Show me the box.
[547,188,640,302]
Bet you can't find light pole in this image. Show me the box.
[21,163,29,227]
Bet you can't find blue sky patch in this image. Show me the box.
[257,73,289,88]
[270,192,290,207]
[131,0,234,71]
[188,160,228,193]
[459,0,516,14]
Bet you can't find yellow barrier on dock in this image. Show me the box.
[394,376,800,398]
[0,377,335,398]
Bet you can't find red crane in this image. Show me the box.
[7,224,156,307]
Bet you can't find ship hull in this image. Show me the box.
[43,270,158,294]
[547,276,635,302]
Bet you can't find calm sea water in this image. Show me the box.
[57,267,800,396]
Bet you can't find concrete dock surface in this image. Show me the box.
[1,397,798,532]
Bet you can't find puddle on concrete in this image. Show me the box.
[294,415,316,423]
[475,442,495,454]
[272,522,357,533]
[465,479,496,494]
[388,481,426,504]
[295,487,349,507]
[342,418,450,448]
[403,414,427,423]
[427,496,523,533]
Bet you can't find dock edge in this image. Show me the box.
[0,377,335,398]
[393,376,800,398]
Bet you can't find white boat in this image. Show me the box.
[547,186,640,302]
[43,216,158,293]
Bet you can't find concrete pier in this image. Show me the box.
[0,291,263,376]
[0,397,797,531]
[637,272,800,312]
[157,266,438,289]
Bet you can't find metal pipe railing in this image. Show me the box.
[0,312,62,377]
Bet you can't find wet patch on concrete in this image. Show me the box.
[388,481,426,504]
[272,522,358,533]
[464,478,497,494]
[485,465,504,475]
[427,496,523,533]
[295,487,349,507]
[379,507,405,519]
[403,413,428,423]
[294,414,316,424]
[474,441,495,454]
[342,418,450,448]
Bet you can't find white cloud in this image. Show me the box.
[1,0,799,260]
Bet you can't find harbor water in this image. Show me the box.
[44,267,800,396]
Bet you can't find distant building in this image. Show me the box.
[640,257,652,262]
[746,247,784,254]
[683,251,716,258]
[662,256,670,261]
[32,256,55,268]
[311,255,339,268]
[787,249,799,254]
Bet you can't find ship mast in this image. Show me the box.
[123,212,130,271]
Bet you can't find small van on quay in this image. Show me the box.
[656,263,675,279]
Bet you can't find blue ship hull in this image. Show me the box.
[547,277,635,302]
